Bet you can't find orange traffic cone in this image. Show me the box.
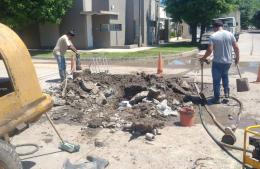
[71,55,76,73]
[157,52,164,75]
[256,64,260,82]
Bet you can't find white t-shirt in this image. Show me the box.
[53,35,72,56]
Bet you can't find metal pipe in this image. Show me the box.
[92,58,97,73]
[105,56,110,73]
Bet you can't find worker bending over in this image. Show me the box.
[53,30,82,81]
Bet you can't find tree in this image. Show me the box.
[239,0,253,29]
[238,0,260,29]
[252,11,260,29]
[164,0,237,43]
[0,0,73,30]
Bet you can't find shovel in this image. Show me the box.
[236,64,249,92]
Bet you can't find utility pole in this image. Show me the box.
[138,0,142,47]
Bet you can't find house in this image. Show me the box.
[19,0,160,49]
[159,5,171,42]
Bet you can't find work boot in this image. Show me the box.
[207,97,220,105]
[224,88,230,98]
[222,98,229,104]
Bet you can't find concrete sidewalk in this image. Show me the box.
[30,46,155,54]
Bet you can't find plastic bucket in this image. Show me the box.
[179,107,195,127]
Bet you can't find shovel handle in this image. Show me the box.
[45,113,65,143]
[236,64,242,78]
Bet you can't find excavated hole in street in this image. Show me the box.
[46,70,198,136]
[45,70,256,138]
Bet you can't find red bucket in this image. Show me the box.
[179,107,195,127]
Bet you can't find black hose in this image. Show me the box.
[204,95,243,133]
[15,143,39,156]
[198,105,245,165]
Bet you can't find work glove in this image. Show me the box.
[199,57,210,65]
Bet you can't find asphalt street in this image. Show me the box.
[239,31,260,61]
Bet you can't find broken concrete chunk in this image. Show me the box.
[63,155,109,169]
[145,133,155,141]
[169,82,189,95]
[63,159,91,169]
[52,114,61,121]
[156,100,178,117]
[118,101,132,110]
[94,139,105,148]
[153,99,160,105]
[124,85,147,99]
[79,81,92,92]
[123,123,133,130]
[87,156,109,169]
[132,121,164,134]
[79,91,88,99]
[104,88,115,98]
[179,80,191,90]
[157,94,167,102]
[109,117,118,122]
[96,93,107,105]
[67,90,76,97]
[156,100,168,111]
[91,86,100,95]
[54,98,66,106]
[172,99,180,105]
[129,91,149,105]
[142,97,153,103]
[147,87,160,99]
[79,81,99,94]
[73,70,83,80]
[106,122,116,128]
[88,119,103,128]
[183,101,193,107]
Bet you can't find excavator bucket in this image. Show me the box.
[0,23,53,137]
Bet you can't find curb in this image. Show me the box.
[32,49,199,62]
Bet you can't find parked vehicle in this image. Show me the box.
[200,17,240,49]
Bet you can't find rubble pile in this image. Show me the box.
[49,70,195,135]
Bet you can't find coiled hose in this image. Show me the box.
[203,95,243,133]
[15,143,39,156]
[198,105,253,169]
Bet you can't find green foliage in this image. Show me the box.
[164,0,237,42]
[252,11,260,29]
[238,0,260,29]
[164,0,237,25]
[0,0,73,29]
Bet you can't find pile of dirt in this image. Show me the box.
[48,70,196,134]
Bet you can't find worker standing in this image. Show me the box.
[200,20,240,104]
[53,30,82,82]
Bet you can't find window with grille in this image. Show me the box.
[100,24,122,32]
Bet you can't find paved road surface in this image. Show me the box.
[239,32,260,62]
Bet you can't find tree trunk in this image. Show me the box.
[176,23,179,40]
[199,24,206,43]
[190,23,197,43]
